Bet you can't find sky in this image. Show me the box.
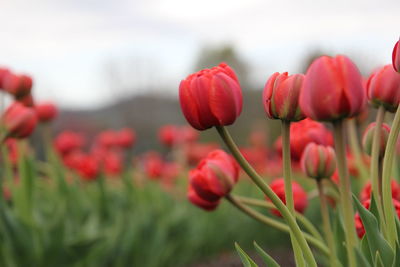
[0,0,399,109]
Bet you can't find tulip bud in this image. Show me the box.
[366,65,400,112]
[77,155,99,181]
[54,131,85,156]
[158,125,180,147]
[267,178,308,216]
[2,102,37,139]
[179,63,243,130]
[2,73,33,98]
[393,39,400,73]
[263,72,305,121]
[301,143,336,180]
[189,149,239,206]
[35,102,58,123]
[300,55,366,121]
[188,186,220,211]
[362,122,390,157]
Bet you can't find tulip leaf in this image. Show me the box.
[253,241,280,267]
[353,195,394,266]
[333,211,348,265]
[369,194,381,227]
[374,251,384,267]
[235,242,259,267]
[355,246,372,267]
[392,242,400,267]
[361,236,373,264]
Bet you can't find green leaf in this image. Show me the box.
[253,241,280,267]
[374,251,384,267]
[355,246,372,267]
[361,236,373,264]
[235,242,258,267]
[369,194,381,227]
[333,211,348,266]
[353,195,394,266]
[392,242,400,267]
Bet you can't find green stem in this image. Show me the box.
[382,105,400,247]
[317,180,338,267]
[236,195,324,242]
[282,120,306,267]
[332,120,357,267]
[370,106,386,234]
[216,126,317,267]
[225,194,329,256]
[347,119,369,181]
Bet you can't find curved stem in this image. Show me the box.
[370,106,386,234]
[236,195,324,242]
[317,180,338,267]
[382,106,400,247]
[332,120,357,267]
[216,126,317,267]
[225,194,329,256]
[282,120,306,267]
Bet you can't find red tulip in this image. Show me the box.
[4,138,18,166]
[2,102,37,138]
[18,94,35,107]
[366,65,400,112]
[54,131,85,156]
[179,63,242,130]
[116,128,136,148]
[301,143,336,180]
[158,125,180,147]
[0,68,11,89]
[184,142,220,165]
[189,149,239,205]
[77,155,99,181]
[2,73,33,98]
[35,102,58,122]
[181,126,199,143]
[263,72,305,121]
[63,150,86,170]
[143,152,164,179]
[188,186,220,211]
[267,178,308,217]
[103,151,123,176]
[300,55,366,121]
[95,131,118,149]
[278,118,333,161]
[393,39,400,73]
[362,122,390,157]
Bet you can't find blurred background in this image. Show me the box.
[1,0,399,150]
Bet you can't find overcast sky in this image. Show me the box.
[0,0,399,109]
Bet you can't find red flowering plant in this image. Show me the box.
[179,44,400,267]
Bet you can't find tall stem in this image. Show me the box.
[370,106,386,233]
[382,106,400,247]
[216,126,317,267]
[282,121,306,267]
[225,194,329,256]
[332,120,357,267]
[317,180,338,267]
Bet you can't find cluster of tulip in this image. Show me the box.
[179,39,400,266]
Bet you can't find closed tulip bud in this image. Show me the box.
[393,39,400,73]
[267,178,308,216]
[189,149,239,204]
[263,72,305,121]
[35,102,58,122]
[300,55,366,121]
[2,102,37,139]
[2,73,33,98]
[188,186,220,211]
[179,63,243,130]
[366,65,400,112]
[362,122,390,157]
[77,155,99,181]
[301,143,336,180]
